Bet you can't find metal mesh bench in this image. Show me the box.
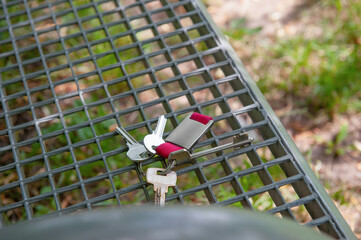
[0,0,355,239]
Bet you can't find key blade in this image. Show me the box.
[154,115,167,138]
[176,133,254,161]
[116,127,138,145]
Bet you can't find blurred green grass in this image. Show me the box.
[224,0,361,117]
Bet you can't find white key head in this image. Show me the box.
[144,115,167,153]
[144,134,165,154]
[146,168,177,189]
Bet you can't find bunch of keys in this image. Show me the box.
[115,115,167,174]
[116,112,253,206]
[116,115,176,206]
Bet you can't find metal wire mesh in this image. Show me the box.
[0,0,355,239]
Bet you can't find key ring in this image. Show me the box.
[159,159,176,175]
[137,162,146,176]
[136,156,175,177]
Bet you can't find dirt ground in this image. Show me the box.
[205,0,361,237]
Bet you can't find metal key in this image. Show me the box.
[174,133,253,161]
[160,133,254,175]
[143,115,167,154]
[116,127,154,161]
[146,167,177,206]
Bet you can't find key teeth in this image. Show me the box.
[234,133,253,149]
[234,133,249,142]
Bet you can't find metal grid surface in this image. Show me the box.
[0,0,355,239]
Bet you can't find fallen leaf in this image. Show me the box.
[109,124,117,132]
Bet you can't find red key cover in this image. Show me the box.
[189,112,213,125]
[155,142,184,158]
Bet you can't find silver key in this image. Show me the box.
[159,133,254,175]
[171,133,253,162]
[143,115,167,154]
[146,167,177,206]
[116,127,154,162]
